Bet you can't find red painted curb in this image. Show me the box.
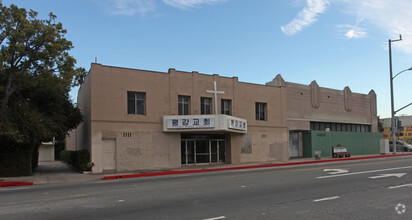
[0,181,33,188]
[101,153,412,180]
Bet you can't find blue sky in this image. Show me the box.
[5,0,412,118]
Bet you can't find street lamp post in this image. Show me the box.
[389,35,412,153]
[389,35,402,154]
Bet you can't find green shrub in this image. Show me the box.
[59,150,72,163]
[76,150,90,171]
[59,150,91,171]
[31,146,39,170]
[0,146,33,177]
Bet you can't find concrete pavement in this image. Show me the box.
[1,153,411,187]
[0,161,104,187]
[2,154,412,219]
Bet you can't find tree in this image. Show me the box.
[0,3,84,176]
[0,3,82,117]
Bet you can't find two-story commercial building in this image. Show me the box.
[66,63,380,173]
[66,63,288,173]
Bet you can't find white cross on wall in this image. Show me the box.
[206,81,225,114]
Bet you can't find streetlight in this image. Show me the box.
[393,67,412,79]
[389,34,412,153]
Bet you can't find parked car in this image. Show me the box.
[389,140,412,152]
[331,145,351,158]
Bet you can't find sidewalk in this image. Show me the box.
[0,161,104,187]
[1,153,411,187]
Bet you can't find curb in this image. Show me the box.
[0,181,33,188]
[102,153,412,180]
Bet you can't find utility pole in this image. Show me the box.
[389,35,402,154]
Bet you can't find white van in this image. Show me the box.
[389,140,412,152]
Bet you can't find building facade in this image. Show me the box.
[267,74,379,158]
[381,115,412,143]
[67,64,380,173]
[67,64,288,173]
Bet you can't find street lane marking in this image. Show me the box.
[278,158,412,174]
[216,158,412,180]
[317,166,412,179]
[369,173,406,179]
[203,216,226,220]
[0,187,31,191]
[389,183,412,189]
[313,196,340,202]
[323,169,349,174]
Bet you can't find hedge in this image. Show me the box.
[59,150,91,171]
[0,147,33,177]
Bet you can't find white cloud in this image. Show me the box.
[338,0,412,53]
[106,0,155,16]
[163,0,226,9]
[281,0,330,35]
[100,0,225,15]
[338,25,367,39]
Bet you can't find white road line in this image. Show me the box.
[369,173,406,179]
[323,169,349,175]
[203,216,226,220]
[0,187,32,191]
[317,166,412,179]
[313,196,340,202]
[389,183,412,189]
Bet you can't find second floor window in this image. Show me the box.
[256,102,266,121]
[178,96,190,115]
[221,99,231,115]
[201,97,212,114]
[127,91,145,115]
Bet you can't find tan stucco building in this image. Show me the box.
[67,64,378,173]
[267,74,377,158]
[67,64,289,173]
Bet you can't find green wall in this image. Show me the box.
[307,131,381,157]
[302,133,312,158]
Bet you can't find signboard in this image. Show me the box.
[228,118,247,131]
[166,117,215,129]
[382,126,412,143]
[163,115,247,133]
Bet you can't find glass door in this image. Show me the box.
[181,138,225,165]
[218,140,225,163]
[181,140,195,165]
[195,140,210,164]
[187,141,195,164]
[211,141,218,163]
[181,141,186,164]
[211,140,225,163]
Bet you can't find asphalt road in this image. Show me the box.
[1,156,412,219]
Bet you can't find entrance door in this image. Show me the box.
[196,140,210,163]
[181,140,195,165]
[181,137,225,165]
[211,140,226,163]
[289,132,299,158]
[102,139,116,170]
[218,141,225,162]
[211,141,218,163]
